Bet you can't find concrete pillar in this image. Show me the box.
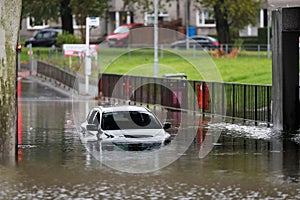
[272,7,300,131]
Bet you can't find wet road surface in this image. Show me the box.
[0,78,300,199]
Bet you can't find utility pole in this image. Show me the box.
[185,0,190,49]
[154,0,158,77]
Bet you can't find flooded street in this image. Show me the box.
[1,78,300,199]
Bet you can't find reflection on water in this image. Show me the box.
[1,79,300,199]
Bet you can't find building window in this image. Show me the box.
[26,15,89,30]
[144,11,169,25]
[196,10,215,27]
[26,17,49,30]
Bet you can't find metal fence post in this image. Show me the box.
[160,44,163,59]
[29,43,33,76]
[267,86,271,126]
[193,44,196,58]
[232,84,235,123]
[255,85,258,126]
[48,48,51,60]
[243,85,247,124]
[225,44,229,55]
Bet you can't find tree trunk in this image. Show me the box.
[60,0,74,34]
[0,0,22,158]
[213,3,231,44]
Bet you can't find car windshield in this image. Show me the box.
[113,26,130,34]
[101,111,162,130]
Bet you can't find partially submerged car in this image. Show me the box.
[80,105,171,151]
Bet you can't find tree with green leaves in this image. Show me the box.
[198,0,262,44]
[122,0,174,14]
[70,0,110,42]
[22,0,73,33]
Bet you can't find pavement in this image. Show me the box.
[18,69,99,99]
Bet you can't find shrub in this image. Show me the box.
[56,31,81,47]
[233,38,244,49]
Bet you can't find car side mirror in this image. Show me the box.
[86,124,98,131]
[163,122,171,130]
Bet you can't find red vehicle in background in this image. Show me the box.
[106,23,144,47]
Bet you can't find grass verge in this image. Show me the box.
[20,47,272,85]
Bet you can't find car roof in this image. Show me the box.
[38,29,62,33]
[120,23,144,28]
[94,105,150,113]
[190,35,217,41]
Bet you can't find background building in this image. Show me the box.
[19,0,300,43]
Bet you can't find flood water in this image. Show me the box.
[1,78,300,199]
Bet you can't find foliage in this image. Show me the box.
[197,0,262,43]
[22,0,111,35]
[22,0,60,22]
[122,0,173,13]
[69,0,110,42]
[56,32,81,47]
[70,0,109,19]
[233,38,243,49]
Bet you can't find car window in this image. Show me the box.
[50,31,57,37]
[87,110,97,124]
[113,26,130,34]
[42,31,51,39]
[101,111,162,130]
[193,37,204,41]
[194,38,206,42]
[35,32,43,39]
[94,112,100,125]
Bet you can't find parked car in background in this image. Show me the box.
[80,105,171,151]
[106,23,144,47]
[24,29,62,47]
[171,35,219,50]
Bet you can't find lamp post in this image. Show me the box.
[154,0,158,77]
[185,0,190,50]
[267,8,270,59]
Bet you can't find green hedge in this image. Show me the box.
[56,32,81,47]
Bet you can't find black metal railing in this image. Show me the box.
[37,61,79,92]
[99,73,272,125]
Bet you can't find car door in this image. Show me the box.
[31,31,43,47]
[198,37,211,49]
[40,31,55,47]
